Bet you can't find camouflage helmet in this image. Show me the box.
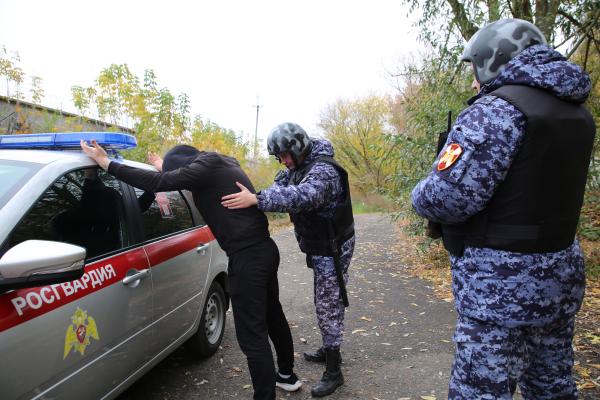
[266,122,312,157]
[461,18,547,84]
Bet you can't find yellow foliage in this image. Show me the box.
[319,95,399,194]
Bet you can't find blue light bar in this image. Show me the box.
[0,132,137,150]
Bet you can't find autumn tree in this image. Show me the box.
[71,86,96,118]
[29,76,44,104]
[191,117,249,162]
[0,46,24,99]
[71,64,192,160]
[319,95,400,194]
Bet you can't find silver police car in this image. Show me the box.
[0,133,229,400]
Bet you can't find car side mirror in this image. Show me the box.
[0,240,86,292]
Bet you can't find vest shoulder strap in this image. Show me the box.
[490,85,582,120]
[311,156,346,174]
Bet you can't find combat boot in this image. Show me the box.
[303,347,325,363]
[310,348,343,397]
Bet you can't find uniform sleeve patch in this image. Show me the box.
[437,143,463,171]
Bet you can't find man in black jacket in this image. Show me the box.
[80,140,301,399]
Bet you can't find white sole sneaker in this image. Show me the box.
[276,380,302,392]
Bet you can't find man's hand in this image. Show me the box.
[148,152,163,172]
[80,139,110,170]
[221,182,258,209]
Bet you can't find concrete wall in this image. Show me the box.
[0,96,133,134]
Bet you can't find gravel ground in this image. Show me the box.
[119,214,459,400]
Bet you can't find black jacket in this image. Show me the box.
[108,151,269,256]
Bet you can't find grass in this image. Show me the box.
[352,200,381,214]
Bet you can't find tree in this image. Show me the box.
[401,1,599,58]
[392,0,600,211]
[30,76,44,104]
[72,64,193,161]
[319,95,400,193]
[191,116,248,162]
[71,86,96,118]
[392,0,600,245]
[0,46,24,98]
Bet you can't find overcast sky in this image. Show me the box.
[0,0,420,144]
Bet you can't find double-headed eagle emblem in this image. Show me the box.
[63,307,100,359]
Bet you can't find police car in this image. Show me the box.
[0,133,229,400]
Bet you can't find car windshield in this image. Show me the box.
[0,159,40,209]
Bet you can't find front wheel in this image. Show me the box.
[188,281,226,358]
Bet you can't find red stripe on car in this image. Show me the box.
[144,227,213,266]
[0,226,214,333]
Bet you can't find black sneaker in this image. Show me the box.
[275,371,302,392]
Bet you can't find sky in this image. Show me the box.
[0,0,420,145]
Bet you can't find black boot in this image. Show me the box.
[310,348,344,397]
[303,347,326,363]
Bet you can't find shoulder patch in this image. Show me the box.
[437,143,463,171]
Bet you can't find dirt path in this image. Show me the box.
[119,214,457,400]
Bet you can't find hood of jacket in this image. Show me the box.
[300,138,335,167]
[162,145,201,172]
[479,44,591,104]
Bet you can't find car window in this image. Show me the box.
[134,189,194,241]
[181,190,206,226]
[6,168,129,260]
[0,159,41,209]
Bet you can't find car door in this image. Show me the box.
[0,167,153,400]
[133,188,212,354]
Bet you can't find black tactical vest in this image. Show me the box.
[442,85,596,257]
[287,156,354,256]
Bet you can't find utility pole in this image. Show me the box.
[252,97,262,159]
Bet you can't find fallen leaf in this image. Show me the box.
[579,382,597,390]
[352,329,367,334]
[243,384,252,389]
[360,316,372,322]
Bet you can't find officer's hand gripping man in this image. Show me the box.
[411,19,596,400]
[222,123,355,397]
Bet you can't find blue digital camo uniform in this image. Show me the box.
[257,139,354,349]
[412,44,591,400]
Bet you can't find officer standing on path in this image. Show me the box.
[221,122,355,397]
[80,142,302,400]
[412,19,596,399]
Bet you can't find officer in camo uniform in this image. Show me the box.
[411,19,596,399]
[222,122,355,397]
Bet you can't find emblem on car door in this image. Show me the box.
[63,307,100,359]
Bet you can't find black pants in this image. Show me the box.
[228,238,294,400]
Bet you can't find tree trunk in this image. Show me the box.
[534,0,561,40]
[510,0,533,21]
[446,0,479,39]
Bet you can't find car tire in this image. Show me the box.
[188,281,226,358]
